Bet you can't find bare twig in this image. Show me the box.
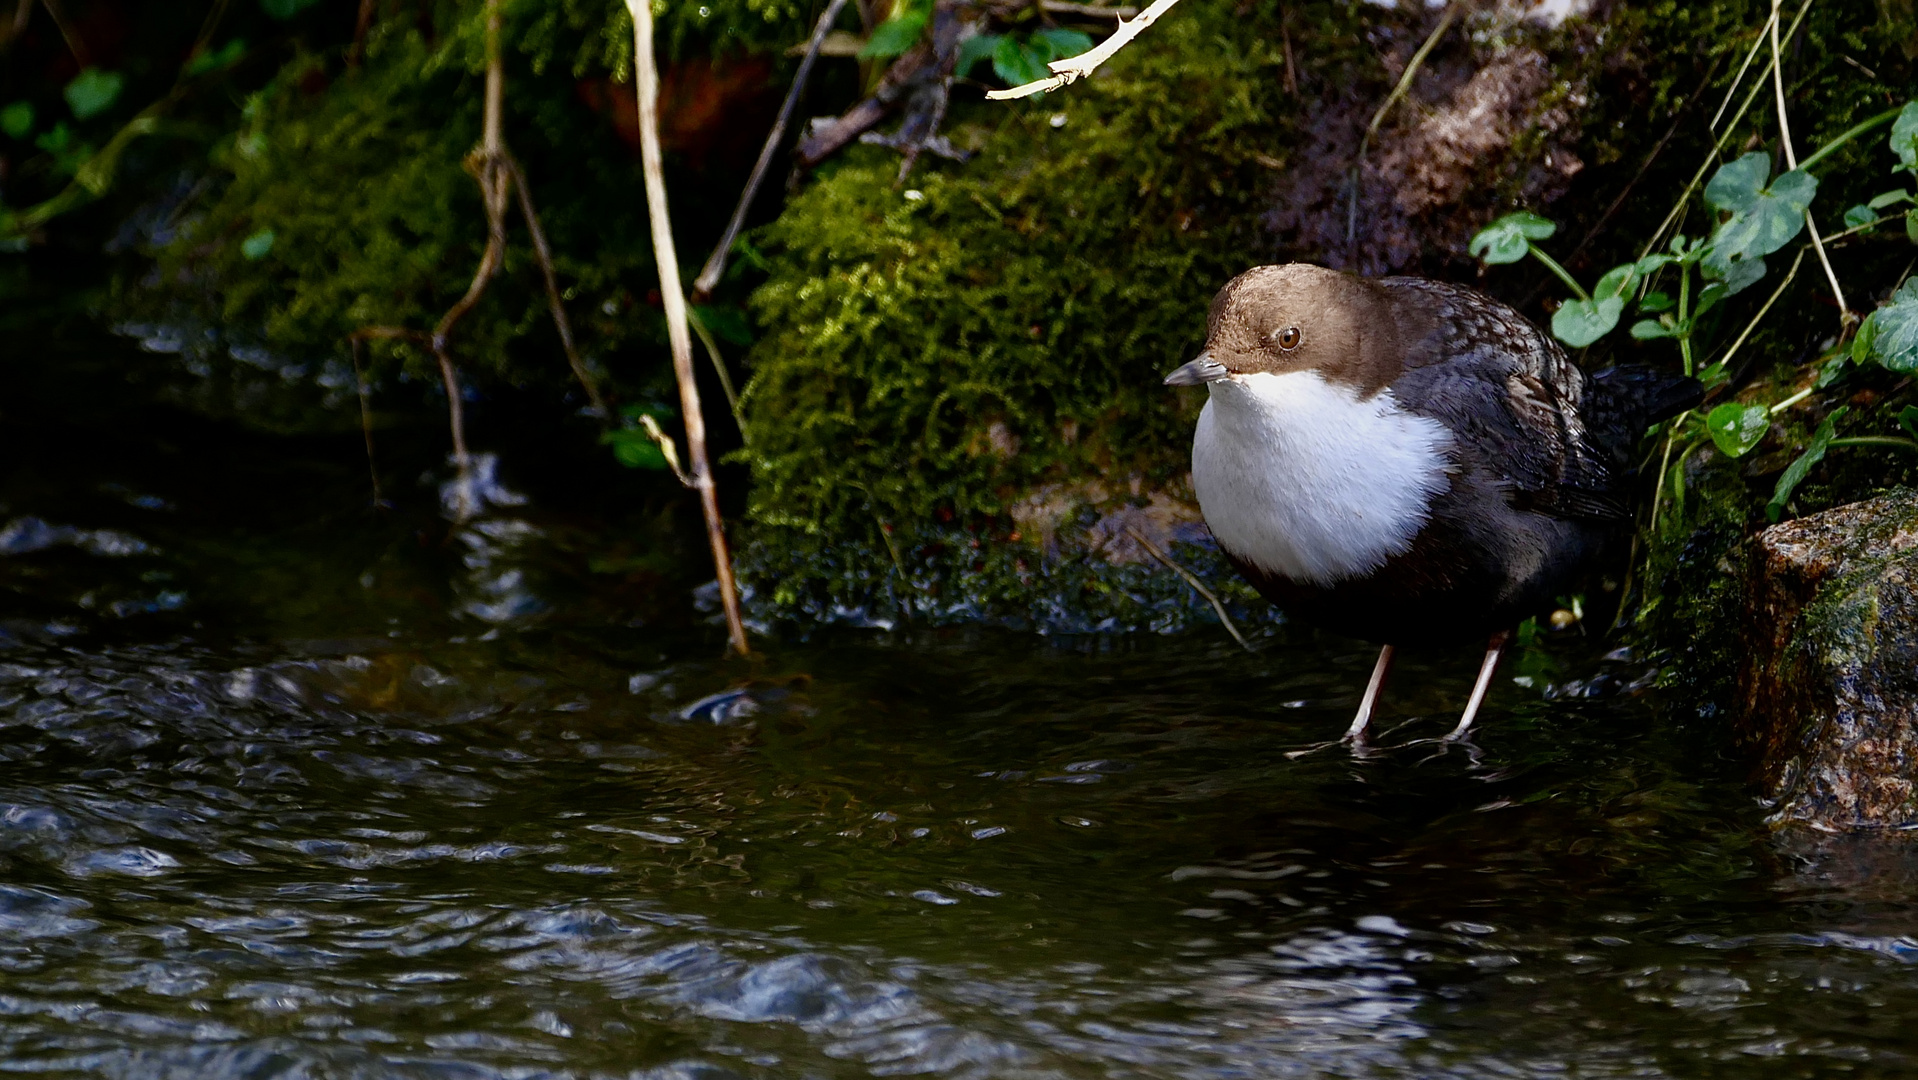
[694,0,849,299]
[1768,0,1849,330]
[1125,526,1253,652]
[349,0,377,65]
[500,153,608,419]
[37,0,86,66]
[625,0,752,657]
[685,307,748,442]
[1349,3,1455,249]
[986,0,1182,99]
[348,338,388,508]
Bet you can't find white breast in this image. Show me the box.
[1191,370,1453,587]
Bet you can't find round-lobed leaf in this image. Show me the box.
[1550,296,1623,347]
[63,69,123,120]
[1469,212,1556,265]
[1869,279,1918,372]
[1706,402,1769,457]
[1892,100,1918,173]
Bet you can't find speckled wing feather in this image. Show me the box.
[1378,278,1629,522]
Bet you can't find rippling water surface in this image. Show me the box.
[5,327,1918,1078]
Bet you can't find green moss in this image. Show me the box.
[737,0,1301,628]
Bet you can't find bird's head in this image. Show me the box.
[1163,263,1401,393]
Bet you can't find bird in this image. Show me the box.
[1163,263,1699,746]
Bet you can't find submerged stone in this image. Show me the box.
[1738,489,1918,830]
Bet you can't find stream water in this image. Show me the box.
[5,322,1918,1078]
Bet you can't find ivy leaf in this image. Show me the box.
[1767,406,1848,522]
[240,229,275,260]
[1594,262,1637,299]
[63,68,124,120]
[1892,100,1918,173]
[1631,318,1677,339]
[260,0,323,19]
[1706,402,1769,457]
[1844,204,1877,229]
[992,36,1052,88]
[0,101,31,139]
[1701,249,1766,295]
[185,38,247,76]
[956,33,1001,76]
[1551,296,1624,347]
[1704,152,1815,266]
[1638,290,1673,313]
[1469,211,1556,265]
[859,5,929,58]
[1030,27,1093,59]
[1868,278,1918,372]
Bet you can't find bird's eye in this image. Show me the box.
[1277,326,1302,351]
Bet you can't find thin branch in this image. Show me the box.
[348,338,388,508]
[1349,3,1456,250]
[685,307,748,443]
[1125,526,1253,653]
[501,153,608,420]
[37,0,86,66]
[1040,1,1137,16]
[1707,245,1805,376]
[986,0,1182,100]
[694,0,849,300]
[625,0,752,657]
[1768,0,1848,329]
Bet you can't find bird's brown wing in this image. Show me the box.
[1379,278,1629,523]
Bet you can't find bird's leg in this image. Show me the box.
[1343,644,1395,745]
[1445,629,1512,741]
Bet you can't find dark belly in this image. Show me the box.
[1222,508,1618,646]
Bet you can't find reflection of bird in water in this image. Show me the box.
[1166,264,1698,746]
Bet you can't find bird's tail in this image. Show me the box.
[1586,364,1703,461]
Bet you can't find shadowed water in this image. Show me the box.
[5,329,1918,1078]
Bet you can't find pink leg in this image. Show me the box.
[1343,644,1395,743]
[1445,629,1512,741]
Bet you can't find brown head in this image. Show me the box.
[1163,264,1415,396]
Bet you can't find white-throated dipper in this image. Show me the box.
[1164,263,1699,744]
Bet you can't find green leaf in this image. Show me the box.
[1594,262,1637,299]
[1469,211,1556,265]
[1550,296,1624,347]
[1868,189,1912,210]
[690,304,752,345]
[240,228,275,260]
[956,33,1001,76]
[0,101,31,139]
[260,0,323,19]
[185,38,247,76]
[1853,309,1880,364]
[1030,27,1093,58]
[1892,100,1918,172]
[1767,406,1848,521]
[1706,402,1769,457]
[1631,318,1677,340]
[34,121,71,153]
[1638,290,1673,313]
[1845,204,1877,229]
[1900,405,1918,443]
[1868,278,1918,372]
[1908,209,1918,242]
[1634,253,1676,276]
[63,68,123,120]
[602,428,668,470]
[1705,152,1816,264]
[859,11,928,58]
[1701,248,1766,295]
[992,36,1052,88]
[1695,280,1729,317]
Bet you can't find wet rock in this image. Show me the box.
[1737,489,1918,830]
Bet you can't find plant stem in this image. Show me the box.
[1796,105,1904,174]
[1770,385,1815,414]
[1828,436,1918,454]
[1709,246,1805,376]
[693,0,849,300]
[626,0,751,658]
[1677,263,1693,375]
[1767,0,1849,329]
[685,307,748,443]
[1527,243,1591,302]
[1348,3,1457,251]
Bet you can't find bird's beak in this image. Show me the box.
[1163,351,1228,386]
